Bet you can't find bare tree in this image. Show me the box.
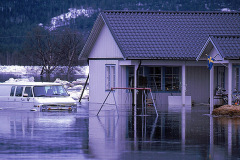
[59,29,84,80]
[24,27,65,81]
[23,26,84,81]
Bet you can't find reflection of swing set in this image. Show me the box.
[97,87,158,116]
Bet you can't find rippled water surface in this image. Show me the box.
[0,101,239,160]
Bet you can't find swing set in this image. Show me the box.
[97,87,158,116]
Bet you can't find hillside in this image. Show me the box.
[0,0,239,65]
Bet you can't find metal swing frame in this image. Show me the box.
[97,87,158,116]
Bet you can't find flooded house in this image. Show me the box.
[79,11,240,114]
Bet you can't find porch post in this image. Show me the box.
[228,62,232,105]
[134,64,138,148]
[210,66,214,114]
[134,64,138,114]
[182,64,186,106]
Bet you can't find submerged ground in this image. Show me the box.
[0,100,239,160]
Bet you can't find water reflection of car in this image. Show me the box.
[0,82,77,111]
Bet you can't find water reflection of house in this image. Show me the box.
[79,11,240,113]
[88,107,240,159]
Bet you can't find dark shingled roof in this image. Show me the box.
[209,35,240,59]
[80,11,240,60]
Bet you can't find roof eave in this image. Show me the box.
[78,14,105,60]
[126,57,196,60]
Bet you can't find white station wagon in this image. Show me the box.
[0,82,77,111]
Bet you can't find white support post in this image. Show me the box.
[134,65,138,114]
[210,66,214,114]
[182,64,186,106]
[228,62,232,105]
[134,64,138,150]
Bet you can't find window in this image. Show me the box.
[33,85,68,97]
[217,67,225,89]
[105,65,116,90]
[127,66,181,92]
[127,66,134,88]
[15,86,23,97]
[165,67,180,91]
[148,67,161,91]
[24,87,33,97]
[10,86,15,96]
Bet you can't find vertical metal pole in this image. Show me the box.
[210,66,214,114]
[182,63,186,106]
[142,90,144,115]
[144,90,147,115]
[134,65,138,115]
[134,65,137,150]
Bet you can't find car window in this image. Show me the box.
[15,86,23,97]
[24,87,33,97]
[10,86,15,96]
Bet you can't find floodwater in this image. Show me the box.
[0,100,239,160]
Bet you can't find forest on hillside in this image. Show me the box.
[0,0,239,65]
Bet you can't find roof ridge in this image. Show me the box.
[102,10,240,14]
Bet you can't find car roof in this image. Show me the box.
[0,82,62,86]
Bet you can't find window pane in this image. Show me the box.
[33,86,68,97]
[24,87,33,97]
[105,65,115,90]
[165,67,180,91]
[10,86,15,96]
[173,67,179,74]
[149,67,154,74]
[155,67,161,74]
[110,66,115,89]
[128,67,134,88]
[148,67,161,91]
[106,66,110,90]
[15,86,23,97]
[165,67,172,74]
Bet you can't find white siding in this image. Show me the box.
[89,60,120,105]
[89,24,123,59]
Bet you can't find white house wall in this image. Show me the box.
[89,60,121,111]
[88,24,123,59]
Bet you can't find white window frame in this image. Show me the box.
[105,64,116,91]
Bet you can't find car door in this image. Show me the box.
[15,86,24,109]
[21,86,34,109]
[8,86,16,109]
